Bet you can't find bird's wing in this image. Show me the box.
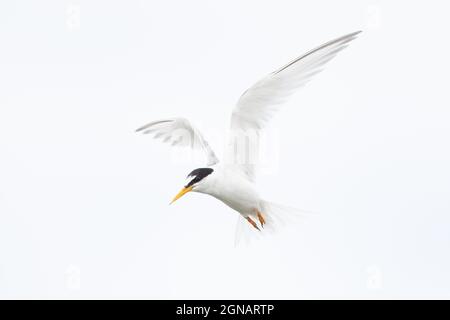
[136,117,219,166]
[227,31,361,181]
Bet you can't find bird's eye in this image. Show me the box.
[185,168,213,187]
[185,177,199,188]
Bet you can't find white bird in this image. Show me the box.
[137,31,361,243]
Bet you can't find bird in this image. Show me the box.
[137,31,361,243]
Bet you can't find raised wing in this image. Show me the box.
[228,31,361,181]
[136,118,219,166]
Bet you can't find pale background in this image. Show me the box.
[0,0,449,299]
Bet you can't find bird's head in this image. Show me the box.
[170,168,214,204]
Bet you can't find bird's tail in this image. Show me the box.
[234,200,314,246]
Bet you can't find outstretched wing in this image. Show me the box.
[227,31,361,181]
[136,117,219,166]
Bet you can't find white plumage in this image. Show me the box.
[137,31,361,243]
[136,118,219,166]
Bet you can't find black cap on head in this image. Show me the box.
[186,168,213,188]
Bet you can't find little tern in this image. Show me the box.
[137,31,361,242]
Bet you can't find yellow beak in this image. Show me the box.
[170,186,193,204]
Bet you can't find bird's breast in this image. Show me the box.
[208,171,260,215]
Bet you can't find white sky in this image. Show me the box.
[0,0,449,299]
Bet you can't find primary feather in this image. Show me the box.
[227,31,361,181]
[136,117,219,166]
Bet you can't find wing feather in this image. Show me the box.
[136,117,219,166]
[228,31,361,181]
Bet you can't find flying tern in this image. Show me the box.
[137,31,361,242]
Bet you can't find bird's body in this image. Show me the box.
[196,164,261,218]
[137,31,361,242]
